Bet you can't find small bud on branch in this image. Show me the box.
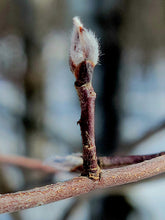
[70,16,99,73]
[70,17,100,180]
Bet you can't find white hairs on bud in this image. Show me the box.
[70,16,99,66]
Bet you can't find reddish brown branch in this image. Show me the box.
[98,151,165,169]
[74,61,100,179]
[0,155,165,214]
[70,17,100,180]
[0,154,57,173]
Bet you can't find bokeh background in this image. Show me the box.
[0,0,165,219]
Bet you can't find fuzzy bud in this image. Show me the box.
[70,16,99,72]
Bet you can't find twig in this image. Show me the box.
[98,151,165,169]
[61,198,83,220]
[0,154,57,173]
[0,167,22,220]
[71,151,165,171]
[0,155,165,214]
[74,63,100,179]
[70,17,100,179]
[0,152,164,173]
[120,120,165,152]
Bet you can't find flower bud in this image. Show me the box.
[70,16,99,72]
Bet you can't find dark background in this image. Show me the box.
[0,0,165,219]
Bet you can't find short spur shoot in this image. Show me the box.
[69,17,100,180]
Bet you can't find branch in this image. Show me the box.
[120,120,165,152]
[0,168,22,220]
[61,198,83,220]
[70,17,100,179]
[0,152,164,173]
[0,155,165,214]
[0,154,58,173]
[98,151,165,169]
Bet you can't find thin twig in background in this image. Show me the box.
[0,152,164,173]
[0,154,58,173]
[61,198,83,220]
[120,120,165,152]
[0,155,165,214]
